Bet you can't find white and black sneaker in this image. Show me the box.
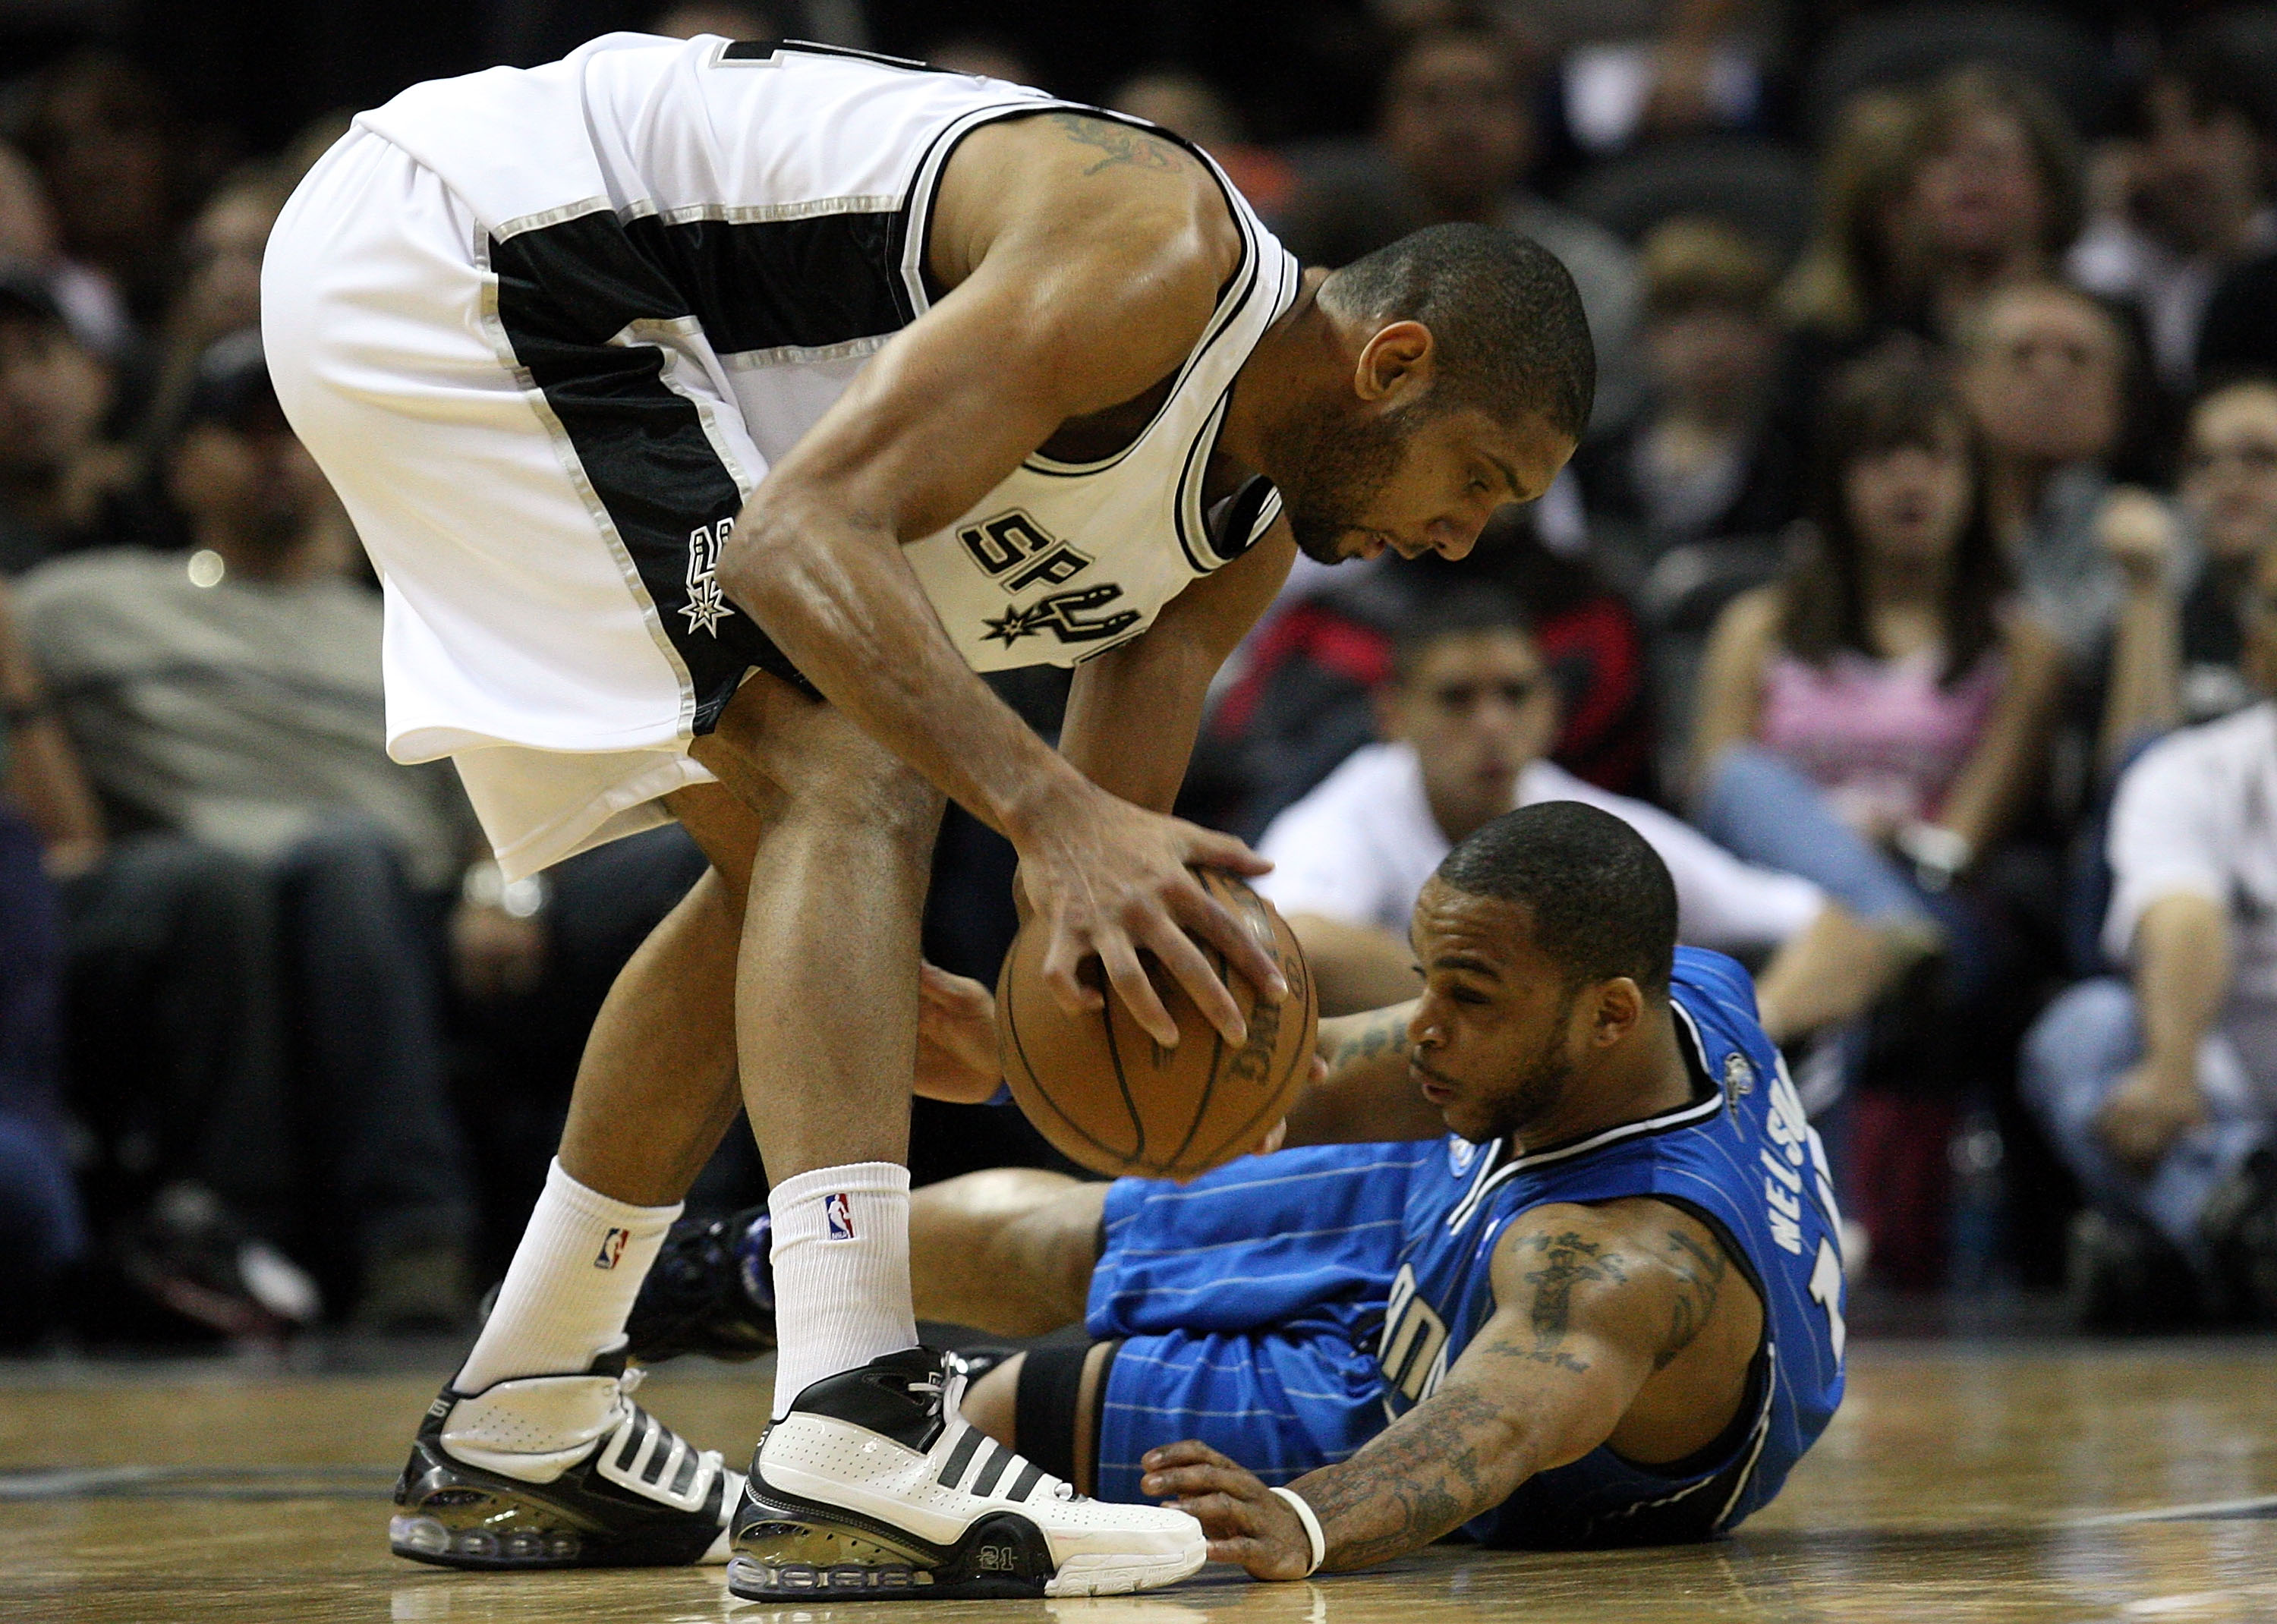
[390,1349,740,1569]
[729,1346,1205,1600]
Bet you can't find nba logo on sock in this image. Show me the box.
[824,1192,855,1241]
[594,1228,629,1270]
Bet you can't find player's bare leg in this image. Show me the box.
[392,773,774,1570]
[910,1171,1107,1338]
[682,680,1205,1598]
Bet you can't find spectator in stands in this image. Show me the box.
[1691,344,2065,1286]
[2023,539,2277,1329]
[1256,587,1905,1037]
[17,331,477,1331]
[1960,281,2183,773]
[0,273,149,577]
[7,51,195,332]
[1198,506,1653,836]
[0,577,89,1345]
[1575,217,1800,586]
[134,165,290,473]
[1780,87,1920,351]
[2174,377,2277,726]
[0,139,128,358]
[1782,68,2080,401]
[1278,21,1641,428]
[1898,65,2083,341]
[2071,34,2275,403]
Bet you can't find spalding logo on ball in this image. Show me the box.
[997,870,1318,1179]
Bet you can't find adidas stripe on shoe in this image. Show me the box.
[729,1346,1205,1600]
[390,1351,740,1569]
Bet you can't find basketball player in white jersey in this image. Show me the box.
[262,33,1592,1601]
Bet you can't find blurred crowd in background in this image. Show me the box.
[4,0,2277,1351]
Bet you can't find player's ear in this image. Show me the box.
[1589,977,1643,1048]
[1353,319,1435,404]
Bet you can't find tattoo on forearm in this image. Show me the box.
[1047,112,1183,176]
[1655,1226,1727,1371]
[1299,1388,1514,1569]
[1327,1007,1410,1076]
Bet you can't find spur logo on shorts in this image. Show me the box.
[681,517,737,637]
[824,1192,855,1241]
[594,1228,630,1270]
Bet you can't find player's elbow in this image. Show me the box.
[713,496,849,620]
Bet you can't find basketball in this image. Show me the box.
[995,870,1318,1180]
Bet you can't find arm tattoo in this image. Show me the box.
[1326,1006,1409,1077]
[1654,1225,1728,1371]
[1047,112,1183,176]
[1298,1388,1513,1569]
[1501,1231,1627,1374]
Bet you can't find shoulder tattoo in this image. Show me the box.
[1653,1224,1729,1371]
[1485,1230,1630,1375]
[1047,112,1185,176]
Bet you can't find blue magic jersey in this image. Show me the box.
[1376,947,1847,1547]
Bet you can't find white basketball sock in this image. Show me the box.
[455,1159,680,1398]
[767,1162,918,1418]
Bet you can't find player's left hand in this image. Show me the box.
[1140,1440,1315,1581]
[914,962,1003,1103]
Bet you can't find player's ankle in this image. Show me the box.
[765,1164,919,1415]
[455,1160,680,1394]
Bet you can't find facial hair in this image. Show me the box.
[1267,398,1419,564]
[1466,986,1580,1145]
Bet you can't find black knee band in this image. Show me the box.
[1015,1341,1114,1484]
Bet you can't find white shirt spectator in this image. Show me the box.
[2104,702,2277,1100]
[1255,741,1825,952]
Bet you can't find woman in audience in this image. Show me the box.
[131,164,291,472]
[1690,343,2066,1288]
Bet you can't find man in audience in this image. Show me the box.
[1960,282,2185,773]
[16,330,478,1330]
[2174,376,2277,725]
[1573,217,1800,585]
[2023,540,2277,1329]
[1279,21,1640,428]
[0,273,146,576]
[2069,36,2275,404]
[1254,590,1903,1038]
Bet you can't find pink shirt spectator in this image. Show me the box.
[1756,648,2003,834]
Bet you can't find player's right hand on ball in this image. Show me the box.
[1013,781,1285,1050]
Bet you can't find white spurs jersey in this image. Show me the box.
[357,33,1299,673]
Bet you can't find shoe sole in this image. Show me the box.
[390,1437,730,1569]
[728,1482,1205,1601]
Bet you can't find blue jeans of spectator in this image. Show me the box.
[1695,744,1999,1002]
[272,816,475,1265]
[0,808,85,1342]
[2021,977,2271,1271]
[65,820,474,1278]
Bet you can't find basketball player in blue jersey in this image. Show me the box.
[260,31,1592,1602]
[633,800,1846,1577]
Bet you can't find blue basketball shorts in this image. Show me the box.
[1081,1141,1436,1503]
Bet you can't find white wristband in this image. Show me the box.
[1269,1485,1326,1576]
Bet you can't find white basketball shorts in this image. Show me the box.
[264,127,812,878]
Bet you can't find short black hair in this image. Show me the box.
[1435,801,1677,993]
[1389,582,1536,682]
[1321,224,1596,441]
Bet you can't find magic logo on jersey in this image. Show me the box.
[958,508,1142,649]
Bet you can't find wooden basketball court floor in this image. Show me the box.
[1,1337,2272,1623]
